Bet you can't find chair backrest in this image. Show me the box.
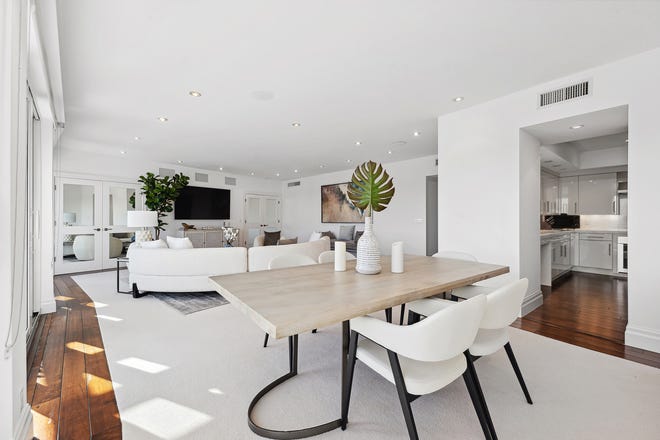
[480,278,528,330]
[432,251,478,262]
[397,295,486,362]
[318,250,357,264]
[268,254,317,270]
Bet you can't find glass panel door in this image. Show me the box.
[55,178,103,274]
[102,182,142,268]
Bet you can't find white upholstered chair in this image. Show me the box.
[407,278,533,408]
[344,295,495,440]
[262,254,318,347]
[317,250,357,264]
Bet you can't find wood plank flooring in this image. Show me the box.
[28,273,121,440]
[512,272,660,369]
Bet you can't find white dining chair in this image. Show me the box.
[344,295,497,440]
[263,254,318,347]
[406,278,533,407]
[317,250,356,264]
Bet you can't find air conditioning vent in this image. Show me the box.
[159,167,175,177]
[539,81,590,107]
[195,172,208,183]
[225,177,237,186]
[287,181,301,188]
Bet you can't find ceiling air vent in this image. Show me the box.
[159,167,175,177]
[225,177,237,186]
[287,181,301,188]
[195,172,208,183]
[539,80,590,108]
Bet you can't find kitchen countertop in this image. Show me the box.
[540,229,627,241]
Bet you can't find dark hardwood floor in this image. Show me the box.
[512,272,660,368]
[27,273,121,440]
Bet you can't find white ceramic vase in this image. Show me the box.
[356,217,381,274]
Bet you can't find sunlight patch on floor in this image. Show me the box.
[208,387,224,395]
[32,407,57,440]
[121,397,213,439]
[85,373,122,396]
[54,295,74,301]
[96,314,123,322]
[86,301,108,308]
[66,341,105,355]
[117,357,170,374]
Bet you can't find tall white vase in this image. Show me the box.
[356,217,381,274]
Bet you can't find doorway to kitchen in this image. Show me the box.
[516,106,646,364]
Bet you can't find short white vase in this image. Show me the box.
[356,217,381,275]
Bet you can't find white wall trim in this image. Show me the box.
[14,403,33,440]
[625,325,660,353]
[521,289,543,316]
[40,299,56,314]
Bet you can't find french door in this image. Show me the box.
[55,178,142,274]
[244,194,281,246]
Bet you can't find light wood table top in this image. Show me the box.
[209,255,509,339]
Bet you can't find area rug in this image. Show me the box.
[150,292,229,315]
[72,271,660,440]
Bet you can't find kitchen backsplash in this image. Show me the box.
[580,215,627,230]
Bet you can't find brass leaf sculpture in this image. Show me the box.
[347,161,395,217]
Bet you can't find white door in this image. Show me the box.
[56,178,104,274]
[578,173,617,215]
[559,176,578,214]
[244,194,281,246]
[101,182,142,268]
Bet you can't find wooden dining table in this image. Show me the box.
[209,255,509,439]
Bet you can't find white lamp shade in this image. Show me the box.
[127,210,158,227]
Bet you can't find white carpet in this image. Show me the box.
[73,271,660,440]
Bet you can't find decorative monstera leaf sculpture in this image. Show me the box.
[347,161,395,217]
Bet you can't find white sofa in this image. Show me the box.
[128,247,247,293]
[248,237,330,272]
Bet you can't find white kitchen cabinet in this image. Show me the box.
[578,173,617,215]
[541,172,559,214]
[579,236,614,270]
[570,233,580,266]
[559,176,579,214]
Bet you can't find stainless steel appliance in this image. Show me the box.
[617,236,628,273]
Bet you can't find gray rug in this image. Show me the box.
[150,291,229,315]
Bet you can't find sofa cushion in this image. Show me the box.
[166,236,194,249]
[248,238,331,272]
[278,237,298,245]
[139,239,168,249]
[263,230,281,246]
[338,225,355,241]
[320,231,335,240]
[129,247,247,277]
[354,230,364,242]
[308,231,322,242]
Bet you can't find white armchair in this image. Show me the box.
[343,295,495,440]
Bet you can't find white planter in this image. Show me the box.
[356,217,381,274]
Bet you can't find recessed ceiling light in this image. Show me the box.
[453,97,464,102]
[294,169,299,173]
[177,160,183,164]
[346,159,351,163]
[413,131,420,137]
[219,167,223,171]
[133,136,140,141]
[250,172,255,176]
[292,122,301,127]
[319,165,325,169]
[569,124,584,130]
[387,150,392,155]
[355,141,362,146]
[189,91,202,97]
[275,173,280,177]
[158,116,168,122]
[120,150,126,155]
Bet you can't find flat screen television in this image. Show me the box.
[174,186,231,220]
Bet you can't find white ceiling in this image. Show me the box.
[56,1,660,180]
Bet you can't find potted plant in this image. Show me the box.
[130,172,190,239]
[347,161,395,274]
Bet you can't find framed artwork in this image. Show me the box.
[321,182,365,223]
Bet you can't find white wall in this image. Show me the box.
[579,146,628,169]
[56,148,282,246]
[437,48,660,352]
[281,155,437,256]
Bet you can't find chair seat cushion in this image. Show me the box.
[356,337,466,396]
[452,284,494,300]
[407,298,455,317]
[469,328,509,357]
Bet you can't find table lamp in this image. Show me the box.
[127,210,158,242]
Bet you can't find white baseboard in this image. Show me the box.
[625,325,660,353]
[40,299,56,314]
[14,403,33,440]
[521,289,543,316]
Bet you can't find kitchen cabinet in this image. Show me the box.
[559,176,579,214]
[578,173,617,215]
[541,172,559,214]
[579,233,614,270]
[570,233,580,266]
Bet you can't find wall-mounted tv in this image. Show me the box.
[174,186,231,220]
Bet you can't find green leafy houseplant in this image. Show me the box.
[347,161,395,218]
[130,172,190,239]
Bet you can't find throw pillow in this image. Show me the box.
[320,231,336,240]
[166,236,194,249]
[278,237,298,245]
[263,230,281,246]
[308,231,322,242]
[354,230,364,243]
[338,225,355,241]
[139,239,168,249]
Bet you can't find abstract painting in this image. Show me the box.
[321,183,365,223]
